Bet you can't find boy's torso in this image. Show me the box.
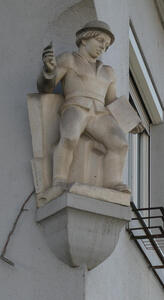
[61,52,113,109]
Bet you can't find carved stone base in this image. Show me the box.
[69,182,131,206]
[36,191,131,270]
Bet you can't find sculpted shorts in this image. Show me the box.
[60,97,110,116]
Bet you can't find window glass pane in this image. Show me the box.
[128,94,150,208]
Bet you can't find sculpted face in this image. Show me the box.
[83,32,111,59]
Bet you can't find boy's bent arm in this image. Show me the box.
[37,52,72,93]
[105,81,117,106]
[104,67,117,106]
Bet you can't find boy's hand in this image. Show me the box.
[42,42,56,73]
[130,122,145,134]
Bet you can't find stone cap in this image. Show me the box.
[36,191,131,222]
[76,20,115,47]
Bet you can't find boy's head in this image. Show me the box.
[76,20,115,52]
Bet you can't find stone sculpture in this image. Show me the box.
[30,20,143,207]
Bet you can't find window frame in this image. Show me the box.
[128,24,163,208]
[128,80,150,208]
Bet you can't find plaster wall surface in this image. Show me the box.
[94,0,129,98]
[150,123,164,207]
[0,0,163,299]
[0,1,96,300]
[128,0,164,107]
[86,230,164,300]
[150,123,164,255]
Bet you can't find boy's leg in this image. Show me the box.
[86,113,129,191]
[38,105,90,205]
[53,106,89,183]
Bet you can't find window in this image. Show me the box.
[128,76,150,208]
[128,23,164,288]
[129,24,163,208]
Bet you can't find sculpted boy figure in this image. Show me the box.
[37,20,143,203]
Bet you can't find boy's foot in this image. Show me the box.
[111,183,131,194]
[37,182,68,207]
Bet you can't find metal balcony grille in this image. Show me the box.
[127,202,164,288]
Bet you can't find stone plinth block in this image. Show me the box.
[36,192,131,270]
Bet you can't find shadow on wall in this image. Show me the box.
[43,0,97,55]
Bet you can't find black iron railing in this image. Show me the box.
[127,202,164,288]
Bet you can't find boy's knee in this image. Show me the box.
[60,137,78,149]
[105,136,128,152]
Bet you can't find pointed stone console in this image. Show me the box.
[36,187,131,270]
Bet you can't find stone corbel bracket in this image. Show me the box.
[36,191,131,270]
